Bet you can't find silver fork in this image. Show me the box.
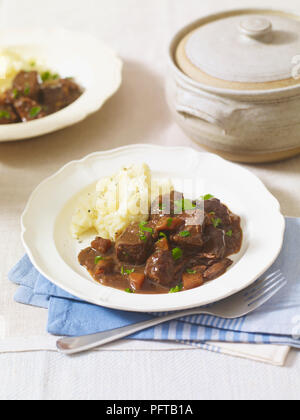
[57,270,286,355]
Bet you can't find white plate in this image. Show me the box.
[0,27,122,142]
[21,145,285,313]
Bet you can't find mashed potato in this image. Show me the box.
[0,48,45,93]
[71,163,173,240]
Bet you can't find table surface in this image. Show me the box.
[1,0,300,400]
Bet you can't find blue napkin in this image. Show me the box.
[8,218,300,348]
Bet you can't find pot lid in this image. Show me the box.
[176,10,300,90]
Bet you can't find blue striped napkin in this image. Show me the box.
[8,218,300,349]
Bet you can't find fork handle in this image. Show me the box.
[56,309,213,355]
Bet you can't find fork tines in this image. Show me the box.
[244,271,287,307]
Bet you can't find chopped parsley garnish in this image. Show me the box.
[12,89,19,99]
[125,288,135,294]
[140,225,153,234]
[139,222,150,241]
[212,218,222,228]
[169,284,183,294]
[0,110,11,119]
[172,247,183,261]
[41,71,60,82]
[201,194,214,201]
[94,256,104,264]
[121,267,135,276]
[143,227,153,233]
[226,230,233,237]
[175,199,196,213]
[30,106,42,118]
[159,232,167,239]
[167,218,173,228]
[186,269,197,275]
[139,234,147,242]
[179,231,191,238]
[183,199,197,211]
[24,84,30,95]
[41,71,51,82]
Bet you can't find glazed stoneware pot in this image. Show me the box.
[168,9,300,163]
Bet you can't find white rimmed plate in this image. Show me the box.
[0,28,122,142]
[21,145,285,313]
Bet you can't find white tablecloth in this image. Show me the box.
[1,0,300,400]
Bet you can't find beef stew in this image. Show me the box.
[0,70,82,124]
[78,192,243,294]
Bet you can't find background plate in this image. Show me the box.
[21,145,285,312]
[0,27,122,142]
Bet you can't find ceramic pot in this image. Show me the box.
[168,9,300,163]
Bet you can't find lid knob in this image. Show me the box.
[239,17,273,40]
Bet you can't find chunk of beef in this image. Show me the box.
[14,97,46,122]
[205,199,232,226]
[171,209,206,249]
[41,78,82,114]
[186,255,220,270]
[224,214,243,257]
[2,89,18,105]
[116,222,154,265]
[145,250,175,287]
[181,208,206,225]
[78,247,96,269]
[91,237,112,255]
[0,103,19,124]
[201,225,226,259]
[204,259,233,281]
[171,225,203,249]
[155,216,184,233]
[13,71,41,101]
